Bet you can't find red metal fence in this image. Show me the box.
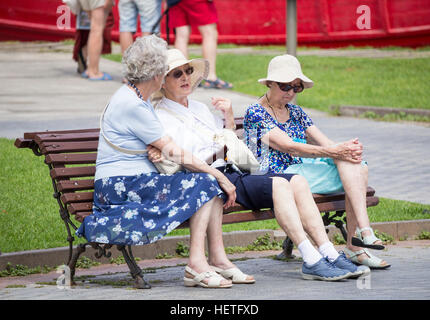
[1,0,430,47]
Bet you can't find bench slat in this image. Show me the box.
[24,128,99,140]
[75,211,92,223]
[68,197,379,224]
[57,179,94,192]
[313,187,375,203]
[317,196,379,212]
[40,141,99,154]
[69,202,93,215]
[50,166,96,179]
[45,153,97,165]
[61,192,94,204]
[14,138,34,149]
[35,131,100,144]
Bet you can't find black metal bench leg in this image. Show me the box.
[68,243,87,285]
[276,237,296,260]
[334,219,348,242]
[117,245,151,289]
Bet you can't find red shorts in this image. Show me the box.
[168,0,218,28]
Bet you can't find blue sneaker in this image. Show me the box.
[302,257,351,281]
[330,251,370,279]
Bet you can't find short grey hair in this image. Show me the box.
[122,35,168,83]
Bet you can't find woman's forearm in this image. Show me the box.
[266,127,361,162]
[281,141,337,159]
[153,137,224,178]
[224,110,236,130]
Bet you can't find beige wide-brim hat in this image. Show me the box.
[165,48,209,91]
[258,54,314,89]
[152,49,209,102]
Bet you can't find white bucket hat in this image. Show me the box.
[258,54,314,89]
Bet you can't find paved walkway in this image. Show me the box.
[0,43,429,301]
[1,241,430,300]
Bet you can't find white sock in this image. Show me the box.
[318,242,340,262]
[297,239,322,265]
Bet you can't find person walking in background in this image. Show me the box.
[118,0,163,54]
[168,0,233,89]
[73,8,115,75]
[78,0,114,80]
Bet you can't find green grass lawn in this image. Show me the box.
[105,49,430,113]
[1,138,429,253]
[213,54,430,112]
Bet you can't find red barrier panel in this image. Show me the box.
[1,0,430,47]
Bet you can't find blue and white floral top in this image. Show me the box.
[244,102,314,174]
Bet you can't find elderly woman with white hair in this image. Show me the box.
[76,35,240,289]
[244,54,390,269]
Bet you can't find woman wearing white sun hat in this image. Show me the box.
[243,54,390,269]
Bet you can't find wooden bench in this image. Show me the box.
[14,119,379,289]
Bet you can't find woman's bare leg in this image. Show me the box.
[206,197,254,282]
[335,162,382,243]
[174,25,191,58]
[271,177,308,245]
[288,175,331,246]
[187,197,231,286]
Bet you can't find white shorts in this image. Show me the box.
[78,0,106,11]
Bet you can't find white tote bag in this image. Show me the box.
[158,106,260,173]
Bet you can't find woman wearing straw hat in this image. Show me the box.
[150,48,372,282]
[77,35,238,289]
[243,54,390,269]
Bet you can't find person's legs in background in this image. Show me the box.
[119,0,138,54]
[83,0,113,79]
[173,25,191,58]
[198,23,218,81]
[169,0,233,89]
[86,6,105,78]
[139,0,162,36]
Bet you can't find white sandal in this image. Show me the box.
[211,266,255,284]
[183,266,233,288]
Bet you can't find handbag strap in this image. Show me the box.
[99,103,148,155]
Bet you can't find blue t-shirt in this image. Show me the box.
[244,102,314,174]
[95,85,165,181]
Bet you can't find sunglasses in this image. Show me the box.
[276,81,304,93]
[169,66,194,79]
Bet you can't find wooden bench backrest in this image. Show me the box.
[14,119,378,228]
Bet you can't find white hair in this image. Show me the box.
[122,35,168,83]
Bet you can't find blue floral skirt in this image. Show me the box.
[76,172,224,245]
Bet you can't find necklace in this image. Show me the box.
[128,82,145,102]
[265,93,280,122]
